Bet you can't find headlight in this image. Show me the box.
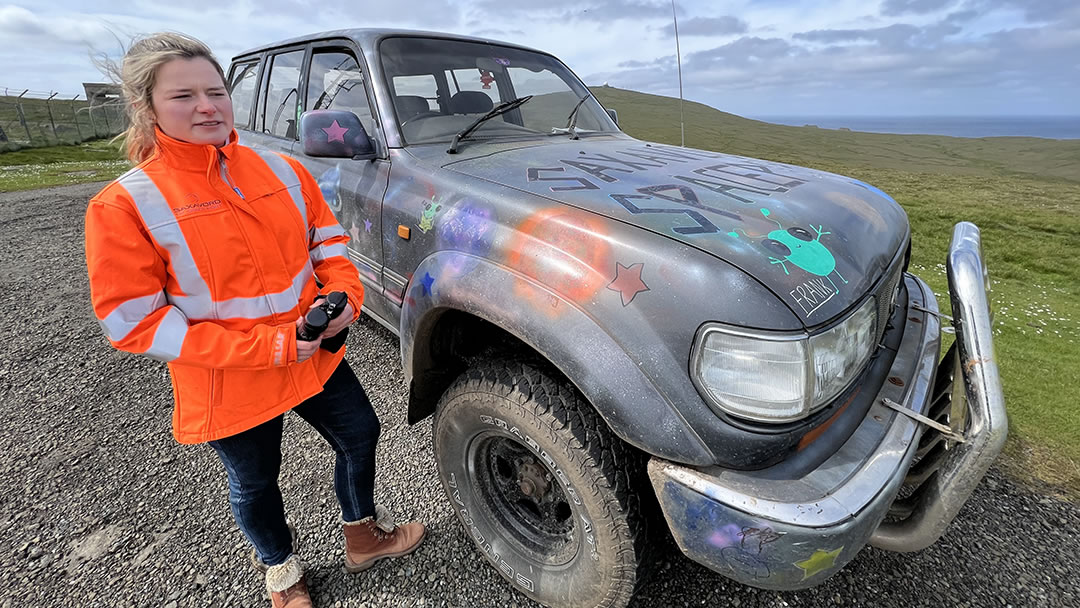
[692,298,877,423]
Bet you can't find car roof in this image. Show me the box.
[232,28,548,61]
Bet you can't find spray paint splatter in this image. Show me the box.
[317,165,342,212]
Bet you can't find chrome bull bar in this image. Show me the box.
[870,222,1008,552]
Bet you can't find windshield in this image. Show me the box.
[379,36,618,145]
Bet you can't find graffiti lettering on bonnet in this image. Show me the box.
[527,149,813,237]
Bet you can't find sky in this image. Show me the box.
[1,0,1077,117]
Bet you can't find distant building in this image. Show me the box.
[82,83,123,107]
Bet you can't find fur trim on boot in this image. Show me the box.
[344,504,397,533]
[251,523,299,572]
[265,555,304,594]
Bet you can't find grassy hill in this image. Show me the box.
[592,86,1080,183]
[594,86,1080,497]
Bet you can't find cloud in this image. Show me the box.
[467,0,672,22]
[794,24,922,47]
[0,5,118,48]
[945,9,980,23]
[471,28,527,39]
[586,7,1080,114]
[687,37,795,66]
[881,0,957,17]
[966,0,1080,23]
[659,16,749,37]
[0,5,45,35]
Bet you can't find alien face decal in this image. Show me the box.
[418,200,442,233]
[766,226,837,278]
[731,209,849,294]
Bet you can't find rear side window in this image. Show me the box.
[227,60,259,130]
[306,50,374,134]
[261,50,304,139]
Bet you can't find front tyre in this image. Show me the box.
[433,359,650,608]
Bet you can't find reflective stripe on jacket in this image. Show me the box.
[85,129,364,444]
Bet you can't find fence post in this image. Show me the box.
[86,107,96,138]
[71,95,83,141]
[16,89,32,143]
[46,92,59,142]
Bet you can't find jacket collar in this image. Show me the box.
[152,127,240,170]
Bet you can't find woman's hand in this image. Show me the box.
[322,301,355,339]
[294,315,323,362]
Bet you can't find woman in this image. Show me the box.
[84,32,424,608]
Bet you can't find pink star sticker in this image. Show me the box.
[348,223,362,242]
[322,120,348,143]
[607,262,650,306]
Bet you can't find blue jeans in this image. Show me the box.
[208,360,381,567]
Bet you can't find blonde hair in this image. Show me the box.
[110,33,227,163]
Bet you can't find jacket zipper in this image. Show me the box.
[219,153,245,200]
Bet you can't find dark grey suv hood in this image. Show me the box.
[444,138,908,323]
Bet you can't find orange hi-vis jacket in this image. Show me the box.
[85,129,364,444]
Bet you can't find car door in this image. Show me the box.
[232,46,305,156]
[292,41,392,323]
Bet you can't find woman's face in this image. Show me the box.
[151,57,234,146]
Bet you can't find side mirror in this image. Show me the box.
[300,110,376,160]
[606,108,619,126]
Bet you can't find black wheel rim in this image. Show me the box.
[467,431,579,566]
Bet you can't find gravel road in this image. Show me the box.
[1,182,1077,608]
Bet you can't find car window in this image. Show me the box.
[306,50,375,134]
[228,60,259,130]
[261,49,304,139]
[445,68,502,105]
[391,74,438,111]
[506,66,598,134]
[379,36,616,145]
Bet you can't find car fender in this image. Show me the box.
[400,249,715,465]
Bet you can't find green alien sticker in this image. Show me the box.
[729,208,849,316]
[418,199,442,233]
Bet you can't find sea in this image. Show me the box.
[753,116,1080,140]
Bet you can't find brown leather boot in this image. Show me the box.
[265,555,313,608]
[343,504,426,573]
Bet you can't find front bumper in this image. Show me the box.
[648,222,1007,590]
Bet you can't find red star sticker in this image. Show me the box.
[607,262,650,306]
[322,120,348,143]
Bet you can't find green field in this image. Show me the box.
[3,89,1078,496]
[0,139,128,192]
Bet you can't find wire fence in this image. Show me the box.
[1,86,127,151]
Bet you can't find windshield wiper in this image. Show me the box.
[563,92,591,140]
[446,95,533,154]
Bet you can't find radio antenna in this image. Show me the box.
[671,0,685,147]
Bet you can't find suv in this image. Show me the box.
[228,29,1006,608]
